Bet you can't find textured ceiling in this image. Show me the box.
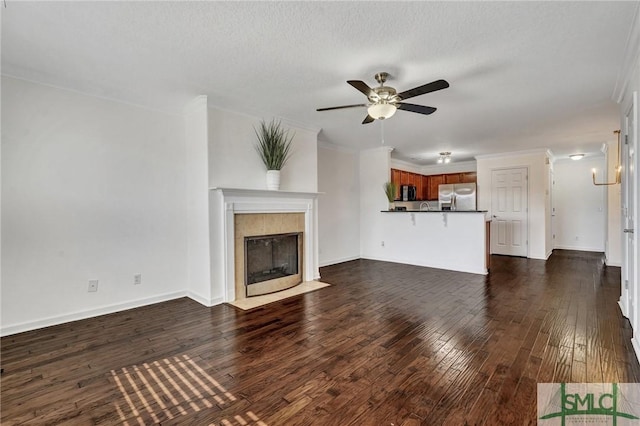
[2,1,638,165]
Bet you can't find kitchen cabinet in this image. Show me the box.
[400,170,410,185]
[390,169,477,201]
[413,173,423,200]
[461,172,477,183]
[427,175,445,200]
[445,173,462,184]
[391,168,402,199]
[421,175,430,200]
[392,168,424,200]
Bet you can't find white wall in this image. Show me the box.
[390,158,477,176]
[614,5,640,357]
[605,138,623,266]
[1,77,188,335]
[553,157,606,251]
[184,96,212,304]
[546,162,554,257]
[317,142,360,266]
[420,160,477,176]
[208,108,318,192]
[359,147,393,258]
[476,150,551,259]
[206,108,319,301]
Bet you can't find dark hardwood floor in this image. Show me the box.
[2,250,639,425]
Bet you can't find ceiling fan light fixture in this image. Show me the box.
[367,102,397,120]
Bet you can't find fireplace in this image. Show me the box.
[244,232,302,297]
[208,187,319,304]
[233,211,306,301]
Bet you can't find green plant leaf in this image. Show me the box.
[383,181,397,202]
[254,119,295,170]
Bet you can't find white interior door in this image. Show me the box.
[623,92,637,334]
[491,167,528,257]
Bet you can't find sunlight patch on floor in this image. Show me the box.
[111,354,266,425]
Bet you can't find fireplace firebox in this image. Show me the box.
[244,232,303,297]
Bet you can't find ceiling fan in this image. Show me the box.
[317,72,449,124]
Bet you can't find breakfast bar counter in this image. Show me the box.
[366,210,490,275]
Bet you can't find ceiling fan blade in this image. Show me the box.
[397,103,437,115]
[397,79,449,100]
[362,115,375,124]
[316,104,367,112]
[347,80,374,97]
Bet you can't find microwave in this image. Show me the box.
[400,185,417,201]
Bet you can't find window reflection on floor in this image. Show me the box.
[111,354,266,425]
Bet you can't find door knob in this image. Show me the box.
[623,229,634,234]
[492,215,498,218]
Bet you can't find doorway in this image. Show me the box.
[622,92,637,336]
[491,167,529,257]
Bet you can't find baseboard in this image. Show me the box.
[0,291,188,337]
[361,255,487,275]
[319,255,360,268]
[619,299,628,318]
[605,259,622,267]
[632,337,640,364]
[545,250,553,260]
[186,291,224,307]
[553,245,605,252]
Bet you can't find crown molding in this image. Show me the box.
[613,3,640,103]
[207,104,320,134]
[475,148,549,161]
[317,139,357,153]
[183,95,208,115]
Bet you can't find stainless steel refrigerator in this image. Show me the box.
[438,183,477,211]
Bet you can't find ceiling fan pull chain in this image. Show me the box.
[381,120,385,145]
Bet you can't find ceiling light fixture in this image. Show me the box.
[437,152,451,164]
[367,101,397,120]
[569,154,584,160]
[592,130,621,186]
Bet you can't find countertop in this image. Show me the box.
[381,210,488,213]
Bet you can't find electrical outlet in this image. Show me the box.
[134,274,142,285]
[381,241,385,247]
[575,236,579,241]
[88,279,98,292]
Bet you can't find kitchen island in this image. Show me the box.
[368,210,489,275]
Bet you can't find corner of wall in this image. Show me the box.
[185,95,212,302]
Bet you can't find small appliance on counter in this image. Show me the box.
[400,185,417,201]
[438,183,477,211]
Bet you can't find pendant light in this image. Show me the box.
[592,130,621,186]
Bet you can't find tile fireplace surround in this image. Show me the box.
[209,188,320,303]
[235,214,304,298]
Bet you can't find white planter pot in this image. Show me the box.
[266,170,281,190]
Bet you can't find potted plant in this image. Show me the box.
[254,119,295,190]
[383,181,397,210]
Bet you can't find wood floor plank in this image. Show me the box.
[2,250,639,425]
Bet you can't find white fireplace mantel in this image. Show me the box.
[209,187,321,303]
